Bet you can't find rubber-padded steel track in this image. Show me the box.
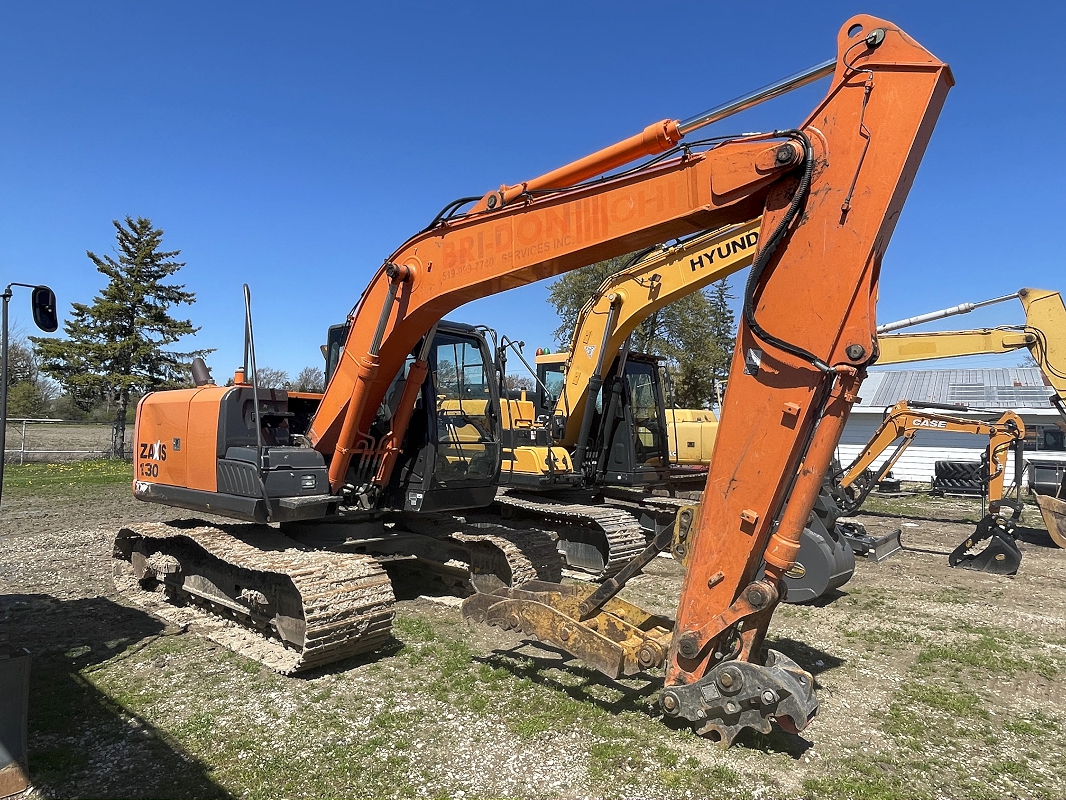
[494,489,647,579]
[114,521,395,674]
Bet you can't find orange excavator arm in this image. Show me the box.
[835,400,1025,513]
[458,15,950,745]
[309,16,952,524]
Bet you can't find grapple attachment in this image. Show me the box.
[948,512,1022,575]
[660,649,817,747]
[461,579,819,744]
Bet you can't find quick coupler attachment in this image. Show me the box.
[460,580,673,679]
[838,521,903,563]
[659,649,818,747]
[948,512,1022,575]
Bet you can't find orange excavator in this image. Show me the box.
[830,401,1027,573]
[115,16,951,744]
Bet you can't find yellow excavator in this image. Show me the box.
[490,220,858,602]
[487,223,761,581]
[831,400,1026,573]
[875,288,1066,549]
[498,220,759,491]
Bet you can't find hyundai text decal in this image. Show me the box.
[689,231,759,271]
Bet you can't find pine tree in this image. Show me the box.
[546,255,631,346]
[32,217,210,456]
[706,279,736,406]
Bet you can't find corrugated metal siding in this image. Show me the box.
[865,367,1052,409]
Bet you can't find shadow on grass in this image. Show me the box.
[895,524,1056,554]
[476,641,661,716]
[859,508,980,526]
[799,588,847,608]
[768,637,846,678]
[1014,525,1058,548]
[299,638,405,680]
[1,593,232,799]
[476,636,833,758]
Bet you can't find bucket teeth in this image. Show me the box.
[462,580,673,679]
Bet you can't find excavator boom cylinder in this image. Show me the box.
[677,58,836,135]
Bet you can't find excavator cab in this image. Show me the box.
[325,320,503,513]
[532,351,670,487]
[133,320,502,523]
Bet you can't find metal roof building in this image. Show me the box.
[858,367,1055,411]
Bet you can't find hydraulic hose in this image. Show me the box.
[741,130,829,373]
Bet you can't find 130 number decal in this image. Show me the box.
[138,441,167,479]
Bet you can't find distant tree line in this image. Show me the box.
[224,366,324,393]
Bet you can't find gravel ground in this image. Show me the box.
[2,480,1065,799]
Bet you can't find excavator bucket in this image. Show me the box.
[1035,493,1066,549]
[948,513,1022,575]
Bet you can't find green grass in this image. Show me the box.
[843,626,926,648]
[388,613,758,797]
[914,624,1062,680]
[1004,712,1059,737]
[803,756,928,800]
[4,458,131,491]
[807,615,1066,800]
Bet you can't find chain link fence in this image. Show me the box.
[2,419,132,463]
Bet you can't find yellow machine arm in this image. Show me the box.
[875,289,1066,551]
[877,288,1066,411]
[551,220,761,447]
[834,400,1025,515]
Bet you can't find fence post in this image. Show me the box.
[19,419,25,465]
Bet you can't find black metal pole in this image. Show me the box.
[0,287,11,508]
[0,282,58,508]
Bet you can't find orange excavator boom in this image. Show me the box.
[308,17,952,526]
[460,16,950,745]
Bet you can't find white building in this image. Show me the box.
[835,368,1066,486]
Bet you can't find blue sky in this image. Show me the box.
[2,1,1063,382]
